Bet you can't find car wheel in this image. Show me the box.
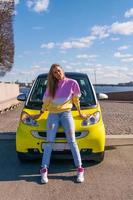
[17,152,29,162]
[93,152,105,163]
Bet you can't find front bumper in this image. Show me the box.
[17,149,104,162]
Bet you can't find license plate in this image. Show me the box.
[42,143,70,151]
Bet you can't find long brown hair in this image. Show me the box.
[47,64,63,98]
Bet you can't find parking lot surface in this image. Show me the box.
[0,139,133,200]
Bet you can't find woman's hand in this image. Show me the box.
[30,113,41,120]
[79,113,90,119]
[29,110,44,120]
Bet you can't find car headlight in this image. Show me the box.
[21,111,38,126]
[82,111,100,126]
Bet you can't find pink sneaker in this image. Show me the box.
[40,167,48,184]
[77,167,84,183]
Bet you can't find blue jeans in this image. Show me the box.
[41,111,82,168]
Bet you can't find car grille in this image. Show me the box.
[39,131,81,138]
[32,131,88,139]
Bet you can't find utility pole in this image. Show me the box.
[94,69,97,85]
[93,68,97,93]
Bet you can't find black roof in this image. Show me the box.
[38,72,88,78]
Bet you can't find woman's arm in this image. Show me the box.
[31,98,50,119]
[72,96,89,119]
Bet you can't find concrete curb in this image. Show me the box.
[0,102,21,114]
[0,133,133,140]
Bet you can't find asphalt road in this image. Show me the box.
[0,139,133,200]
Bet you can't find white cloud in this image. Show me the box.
[19,71,32,75]
[41,37,93,50]
[110,37,120,41]
[91,25,109,39]
[87,64,133,84]
[114,51,133,63]
[30,65,49,74]
[40,20,133,51]
[121,57,133,62]
[118,45,129,51]
[78,36,96,44]
[114,52,132,58]
[59,42,72,49]
[60,41,87,49]
[125,8,133,18]
[76,54,98,59]
[41,35,94,50]
[30,65,42,71]
[88,54,98,58]
[64,65,73,70]
[76,54,88,59]
[26,0,50,13]
[91,21,133,40]
[111,21,133,35]
[84,62,93,66]
[69,62,81,66]
[41,42,55,49]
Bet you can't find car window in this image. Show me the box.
[26,74,96,109]
[26,77,47,109]
[30,78,47,101]
[67,75,96,107]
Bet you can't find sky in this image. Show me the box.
[1,0,133,84]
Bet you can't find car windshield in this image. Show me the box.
[25,74,96,109]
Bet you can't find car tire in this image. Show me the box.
[17,152,41,162]
[17,152,28,162]
[93,152,105,163]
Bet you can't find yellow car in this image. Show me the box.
[16,72,107,163]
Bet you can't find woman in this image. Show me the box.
[32,64,89,184]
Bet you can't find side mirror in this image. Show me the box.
[17,93,27,101]
[97,93,108,100]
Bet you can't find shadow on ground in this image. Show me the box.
[0,140,97,184]
[1,140,133,184]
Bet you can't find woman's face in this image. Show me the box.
[52,66,64,80]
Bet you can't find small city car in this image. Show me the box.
[16,72,107,163]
